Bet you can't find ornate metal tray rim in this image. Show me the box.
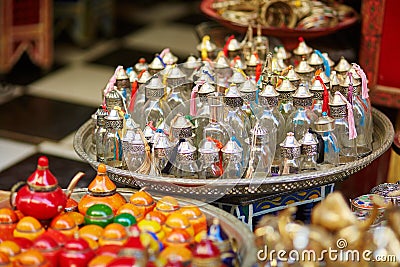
[70,188,257,267]
[74,108,393,196]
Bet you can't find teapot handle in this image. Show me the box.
[65,172,85,199]
[9,181,26,209]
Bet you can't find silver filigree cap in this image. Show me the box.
[286,66,301,81]
[134,58,148,73]
[231,56,247,70]
[228,69,247,84]
[295,58,315,74]
[138,71,152,84]
[116,67,129,80]
[214,52,230,69]
[260,83,279,97]
[293,38,313,56]
[348,66,361,80]
[105,88,123,110]
[183,55,202,69]
[330,71,340,86]
[311,79,324,92]
[341,72,361,87]
[148,55,165,70]
[334,56,351,73]
[178,141,197,155]
[293,84,313,98]
[105,108,122,121]
[314,112,335,132]
[166,65,186,80]
[171,114,193,139]
[300,132,318,146]
[329,92,347,107]
[195,72,215,85]
[162,50,178,65]
[145,75,164,90]
[198,82,216,95]
[198,138,219,154]
[240,79,257,93]
[322,52,335,67]
[274,46,291,60]
[307,52,324,66]
[153,131,173,149]
[280,132,301,148]
[227,38,242,51]
[276,79,296,93]
[247,53,260,67]
[196,36,217,52]
[221,138,243,154]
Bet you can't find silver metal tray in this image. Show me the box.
[70,188,257,267]
[74,108,394,201]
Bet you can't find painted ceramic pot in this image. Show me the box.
[59,236,95,267]
[78,224,104,242]
[13,217,45,241]
[351,194,387,226]
[0,251,12,267]
[32,235,61,267]
[98,223,128,246]
[163,228,192,248]
[13,249,50,267]
[155,196,180,218]
[129,190,156,216]
[84,204,114,228]
[137,218,165,241]
[87,255,114,267]
[0,240,21,261]
[50,213,78,238]
[177,206,206,235]
[78,164,127,215]
[159,246,192,265]
[116,203,144,222]
[163,212,194,237]
[66,212,84,227]
[113,213,137,227]
[0,208,19,241]
[370,183,400,206]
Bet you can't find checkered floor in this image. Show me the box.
[0,0,390,191]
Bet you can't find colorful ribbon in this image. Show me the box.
[315,76,330,115]
[352,63,369,99]
[190,81,204,116]
[335,91,357,140]
[315,49,330,77]
[103,65,123,106]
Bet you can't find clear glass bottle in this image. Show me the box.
[310,75,329,118]
[163,65,190,112]
[340,72,372,157]
[115,67,131,105]
[279,132,301,175]
[141,75,172,131]
[329,92,358,164]
[258,82,285,175]
[198,138,222,179]
[122,117,145,172]
[130,70,152,123]
[276,78,296,121]
[170,113,194,145]
[245,123,273,178]
[103,108,124,168]
[95,106,108,163]
[152,129,174,174]
[299,132,319,171]
[286,83,318,141]
[239,78,259,127]
[171,140,199,179]
[221,137,243,179]
[314,112,339,168]
[105,86,124,113]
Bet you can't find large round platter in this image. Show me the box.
[74,108,393,201]
[70,188,257,267]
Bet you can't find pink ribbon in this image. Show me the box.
[352,63,369,99]
[160,48,170,59]
[103,65,123,105]
[347,72,353,105]
[335,91,357,140]
[190,81,204,116]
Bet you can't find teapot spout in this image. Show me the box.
[65,172,85,199]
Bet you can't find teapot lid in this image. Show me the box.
[27,156,58,188]
[334,56,351,73]
[88,164,117,195]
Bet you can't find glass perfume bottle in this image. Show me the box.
[340,72,372,157]
[105,86,125,113]
[239,78,259,126]
[286,83,318,141]
[122,117,145,172]
[280,132,301,175]
[263,52,279,87]
[170,113,194,145]
[314,112,339,168]
[221,137,243,179]
[198,138,222,179]
[223,84,251,165]
[258,82,285,175]
[245,52,261,80]
[171,140,199,179]
[245,123,273,178]
[164,65,190,111]
[115,67,131,105]
[299,131,319,171]
[129,70,152,122]
[294,57,315,83]
[310,75,330,118]
[141,75,172,130]
[152,129,174,174]
[276,78,296,121]
[103,107,124,168]
[95,106,108,163]
[328,92,358,164]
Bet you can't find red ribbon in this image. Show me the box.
[223,35,235,58]
[315,76,330,115]
[255,63,262,83]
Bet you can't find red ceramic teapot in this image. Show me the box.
[11,156,84,221]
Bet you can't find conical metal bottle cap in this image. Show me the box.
[134,58,148,73]
[116,67,129,81]
[115,67,130,90]
[154,130,173,154]
[227,38,242,52]
[231,56,247,71]
[340,71,361,87]
[280,132,301,159]
[286,66,301,87]
[334,56,351,73]
[122,121,144,155]
[295,57,315,74]
[221,138,243,154]
[310,78,324,100]
[148,55,165,72]
[195,71,215,85]
[224,83,244,108]
[165,66,186,89]
[293,83,313,107]
[300,132,318,155]
[196,36,217,53]
[214,52,230,69]
[171,114,193,139]
[339,73,361,97]
[318,69,330,85]
[177,141,197,161]
[293,39,313,56]
[138,71,152,84]
[348,66,361,81]
[105,108,123,129]
[322,52,335,67]
[198,82,216,95]
[276,79,296,93]
[198,138,220,162]
[260,83,279,107]
[128,69,138,82]
[162,50,178,65]
[314,112,335,132]
[105,87,123,111]
[247,53,260,67]
[96,106,108,126]
[183,55,202,70]
[228,69,247,85]
[329,92,346,106]
[275,45,291,61]
[145,76,165,99]
[329,93,347,119]
[307,52,324,67]
[240,79,257,102]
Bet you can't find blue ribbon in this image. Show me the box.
[156,55,166,68]
[315,50,330,77]
[126,67,133,75]
[203,70,215,82]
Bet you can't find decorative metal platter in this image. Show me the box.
[70,188,257,267]
[200,0,359,39]
[74,108,393,201]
